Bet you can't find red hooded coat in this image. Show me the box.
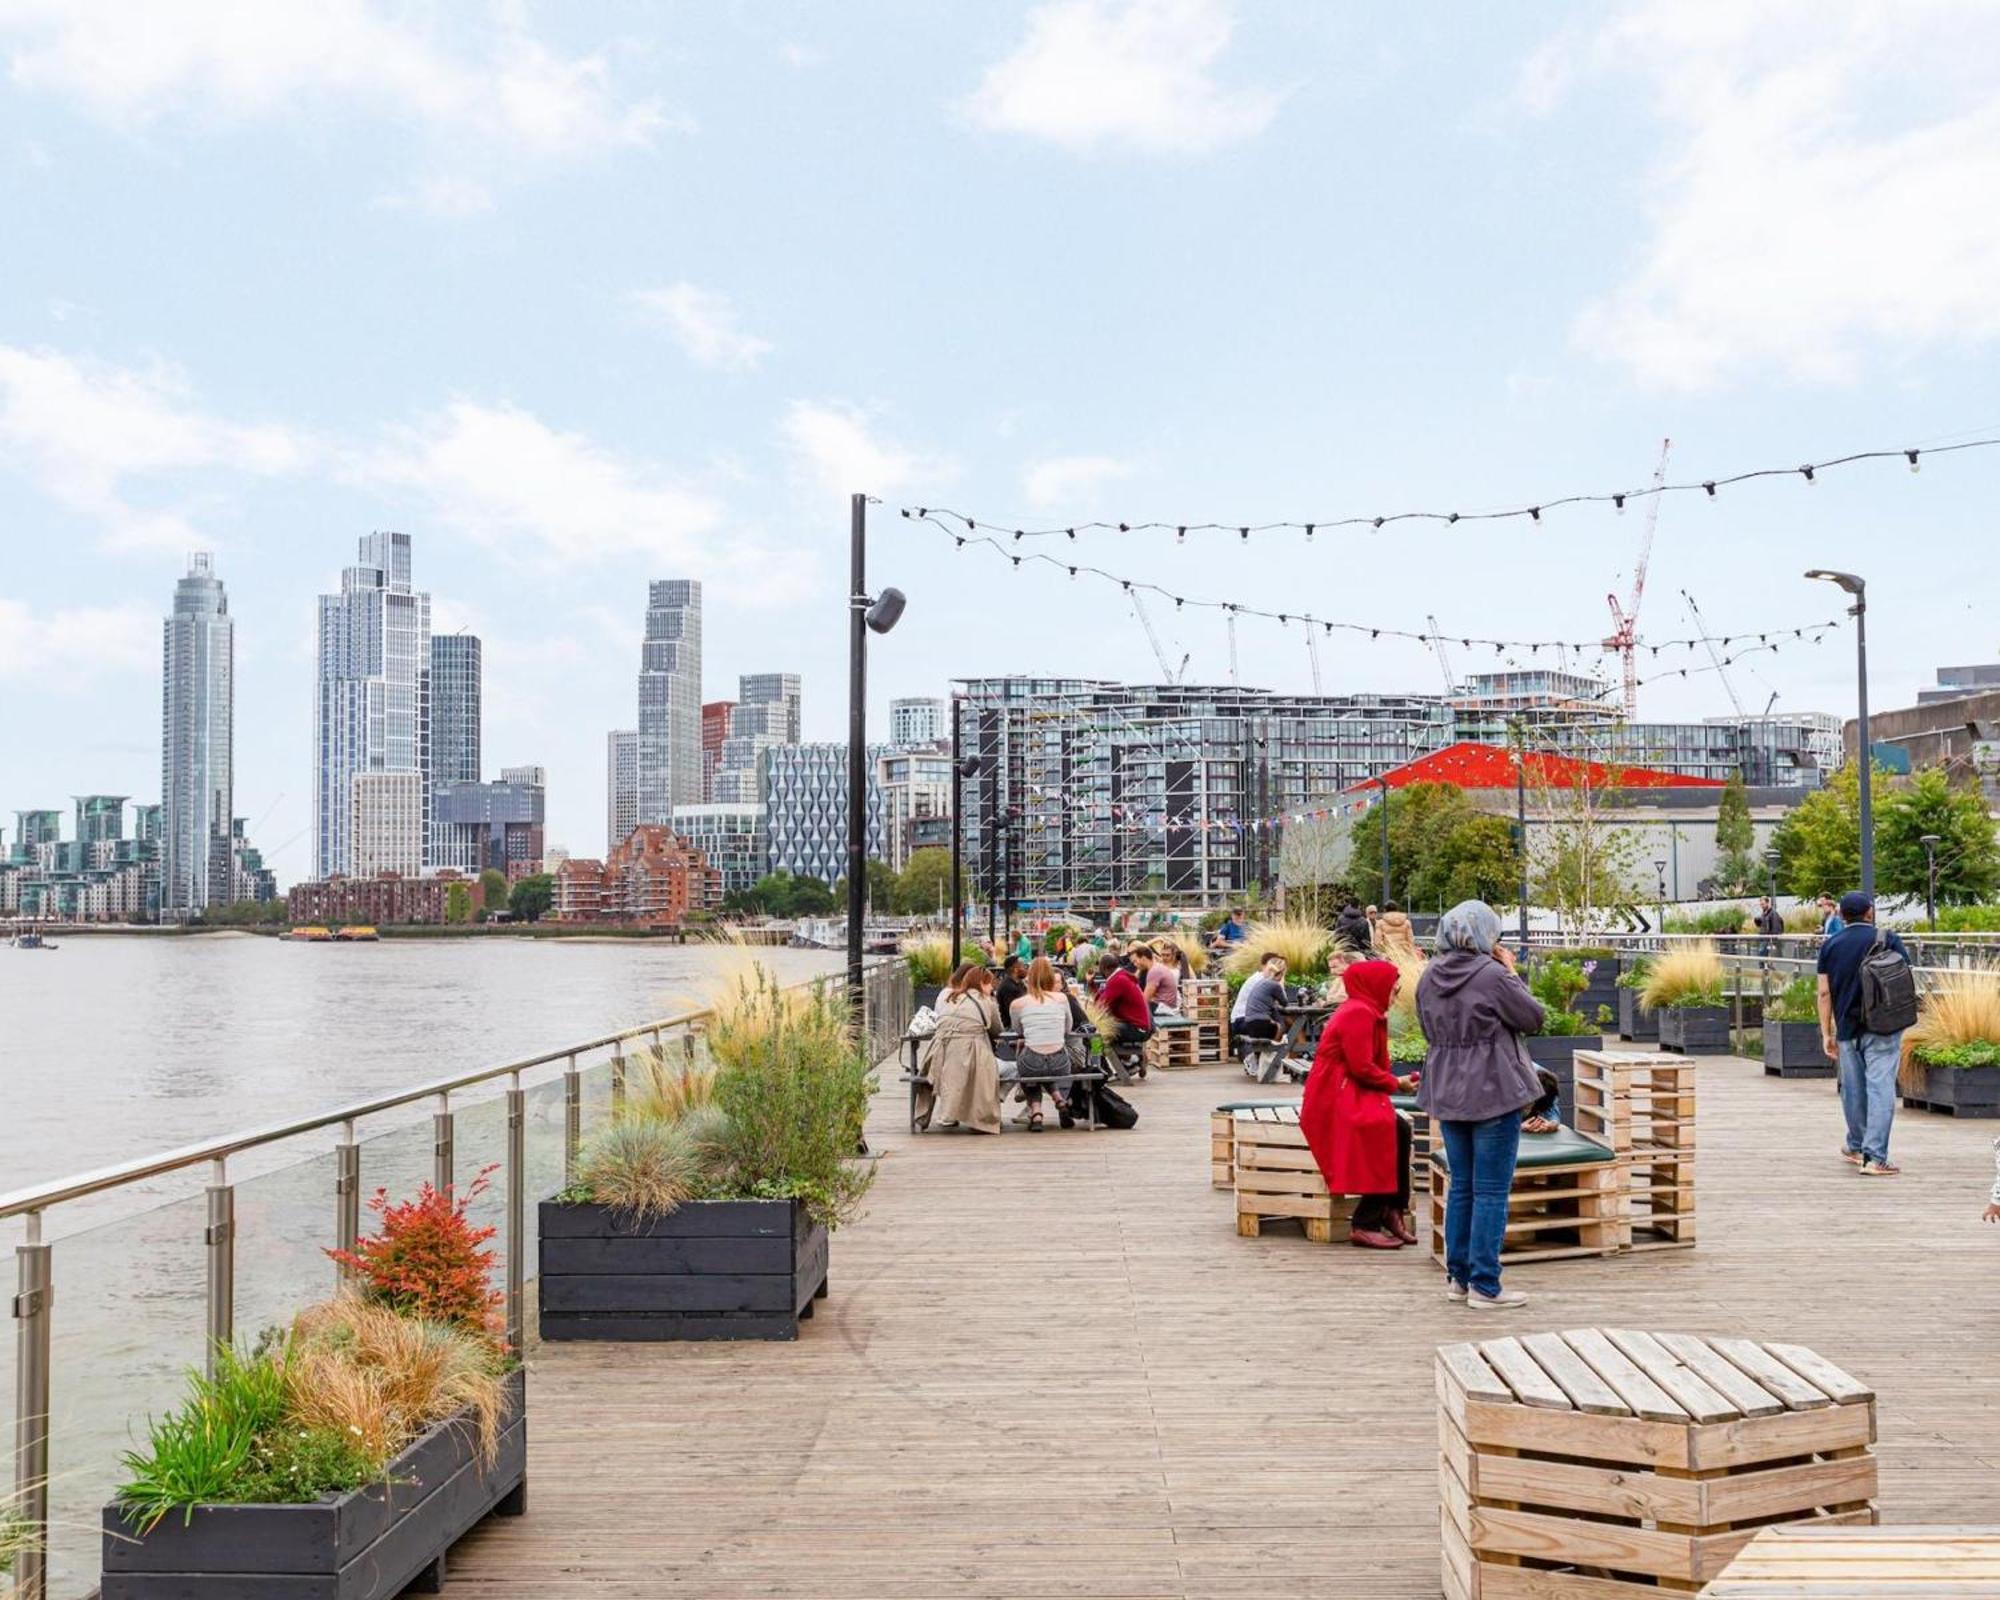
[1300,960,1404,1196]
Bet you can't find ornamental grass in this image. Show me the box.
[625,1044,718,1125]
[1903,968,2000,1081]
[1640,942,1726,1010]
[901,932,954,987]
[1219,916,1335,981]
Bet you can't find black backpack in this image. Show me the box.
[1859,928,1919,1036]
[1091,1082,1140,1130]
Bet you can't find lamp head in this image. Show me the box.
[864,587,906,634]
[1803,568,1865,596]
[1921,833,1942,847]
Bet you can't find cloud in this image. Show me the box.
[963,0,1279,154]
[0,0,667,155]
[630,282,773,371]
[1022,453,1134,509]
[363,399,749,576]
[780,401,949,501]
[0,597,156,685]
[1541,1,2000,389]
[0,343,311,550]
[372,175,496,220]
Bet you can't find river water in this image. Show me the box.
[0,933,844,1595]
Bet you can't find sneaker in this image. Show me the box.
[1859,1159,1901,1177]
[1444,1281,1468,1303]
[1467,1288,1529,1310]
[1011,1108,1036,1125]
[1840,1148,1863,1166]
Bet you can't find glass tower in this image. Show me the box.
[636,580,702,824]
[606,729,639,854]
[162,552,233,914]
[430,634,482,784]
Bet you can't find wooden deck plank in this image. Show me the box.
[436,1044,2000,1598]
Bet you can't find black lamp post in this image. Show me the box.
[1921,833,1942,929]
[846,493,904,1032]
[1764,846,1781,902]
[1805,569,1873,896]
[1654,857,1668,932]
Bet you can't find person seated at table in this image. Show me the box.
[1136,941,1182,1014]
[915,963,1003,1134]
[1229,952,1290,1047]
[995,953,1028,1029]
[1095,953,1154,1049]
[1010,957,1075,1133]
[1159,938,1194,985]
[1522,1066,1561,1135]
[1211,907,1247,949]
[1301,958,1419,1249]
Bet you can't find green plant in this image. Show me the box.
[1616,955,1654,990]
[575,1118,707,1220]
[326,1170,502,1338]
[117,1344,292,1530]
[1542,946,1616,962]
[1911,1040,2000,1068]
[1220,916,1334,981]
[626,1046,718,1125]
[1594,1003,1613,1029]
[1932,905,2000,932]
[1388,1031,1427,1065]
[1766,974,1819,1021]
[1641,943,1726,1010]
[901,932,954,987]
[1664,907,1751,935]
[1903,970,2000,1073]
[1528,957,1594,1036]
[1,1502,34,1575]
[231,1424,381,1504]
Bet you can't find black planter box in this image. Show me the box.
[1658,1005,1732,1055]
[1576,958,1621,1021]
[1763,1017,1833,1078]
[104,1369,524,1599]
[540,1197,829,1342]
[1523,1035,1601,1129]
[1902,1058,2000,1118]
[913,983,943,1013]
[1617,988,1658,1042]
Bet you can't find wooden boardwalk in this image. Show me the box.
[450,1052,2000,1598]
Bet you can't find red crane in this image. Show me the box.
[1603,438,1671,719]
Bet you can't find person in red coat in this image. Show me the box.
[1301,959,1419,1249]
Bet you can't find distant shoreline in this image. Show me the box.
[6,922,781,943]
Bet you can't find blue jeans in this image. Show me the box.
[1838,1031,1903,1165]
[1439,1113,1523,1298]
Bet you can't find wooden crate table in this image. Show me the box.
[1700,1525,2000,1596]
[1146,1023,1200,1072]
[1227,1106,1355,1242]
[1439,1330,1879,1600]
[1429,1125,1623,1265]
[1574,1050,1698,1254]
[1211,1098,1296,1189]
[1186,977,1229,1063]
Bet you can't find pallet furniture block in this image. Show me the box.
[1186,977,1229,1063]
[1700,1525,2000,1596]
[1210,1098,1297,1188]
[1429,1126,1623,1265]
[1439,1330,1879,1600]
[1391,1091,1432,1194]
[1146,1025,1199,1072]
[1574,1050,1698,1253]
[1229,1108,1354,1243]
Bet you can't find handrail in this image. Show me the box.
[0,1006,710,1221]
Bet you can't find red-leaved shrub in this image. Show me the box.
[327,1165,502,1339]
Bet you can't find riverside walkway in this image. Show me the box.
[448,1052,2000,1599]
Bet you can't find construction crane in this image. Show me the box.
[1603,437,1671,720]
[1682,589,1746,718]
[1426,614,1458,695]
[1226,609,1239,686]
[1304,625,1323,693]
[1129,590,1188,684]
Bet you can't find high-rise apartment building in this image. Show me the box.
[701,700,734,800]
[315,533,431,878]
[637,580,701,824]
[890,696,947,749]
[606,729,639,854]
[434,776,545,877]
[669,803,768,895]
[429,634,482,784]
[499,765,546,789]
[876,749,953,871]
[161,552,234,915]
[75,795,127,845]
[738,673,801,742]
[351,771,425,877]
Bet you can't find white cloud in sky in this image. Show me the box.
[1536,0,2000,390]
[0,0,667,155]
[0,343,311,550]
[1022,453,1134,509]
[0,597,156,685]
[630,282,773,371]
[964,0,1278,154]
[372,175,496,220]
[780,400,948,501]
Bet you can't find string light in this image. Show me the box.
[896,434,1993,544]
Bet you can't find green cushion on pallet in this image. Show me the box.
[1430,1124,1613,1172]
[1390,1093,1420,1115]
[1218,1099,1297,1116]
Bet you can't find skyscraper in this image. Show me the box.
[606,729,639,854]
[701,700,734,801]
[890,696,947,749]
[162,552,233,914]
[636,580,701,824]
[430,634,482,784]
[738,673,801,742]
[315,533,431,878]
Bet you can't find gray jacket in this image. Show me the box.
[1414,948,1546,1123]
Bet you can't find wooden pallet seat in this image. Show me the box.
[1429,1126,1622,1264]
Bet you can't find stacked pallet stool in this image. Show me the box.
[1429,1125,1623,1265]
[1439,1329,1879,1599]
[1391,1091,1432,1193]
[1211,1098,1296,1189]
[1227,1104,1354,1243]
[1574,1049,1698,1252]
[1701,1525,2000,1596]
[1186,977,1229,1063]
[1145,1021,1199,1072]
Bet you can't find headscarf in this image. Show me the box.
[1338,959,1399,1017]
[1435,899,1502,955]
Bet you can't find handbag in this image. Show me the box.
[907,1005,940,1039]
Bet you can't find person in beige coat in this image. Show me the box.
[1372,902,1417,959]
[915,963,1004,1134]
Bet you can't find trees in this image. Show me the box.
[896,847,952,916]
[508,873,554,923]
[444,882,472,925]
[1877,767,2000,905]
[1521,737,1643,934]
[1418,812,1523,908]
[1275,783,1522,917]
[477,868,509,921]
[1709,768,1760,894]
[723,872,838,918]
[1771,763,1886,897]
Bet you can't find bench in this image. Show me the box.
[899,1033,1106,1133]
[1428,1124,1622,1264]
[1228,1108,1355,1243]
[1209,1098,1298,1188]
[1702,1525,1996,1596]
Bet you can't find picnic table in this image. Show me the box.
[1248,1000,1332,1082]
[898,1028,1107,1133]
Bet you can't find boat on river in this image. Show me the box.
[9,925,57,950]
[333,925,380,941]
[284,925,333,942]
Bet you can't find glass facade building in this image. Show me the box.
[890,696,948,748]
[669,803,769,895]
[764,743,886,884]
[637,580,702,824]
[606,729,639,855]
[429,634,482,784]
[161,552,233,914]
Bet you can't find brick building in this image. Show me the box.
[553,825,721,927]
[286,871,479,926]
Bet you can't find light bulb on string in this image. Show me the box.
[1907,449,1921,473]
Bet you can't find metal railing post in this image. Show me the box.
[205,1157,235,1371]
[563,1054,581,1185]
[610,1044,627,1117]
[433,1091,454,1195]
[335,1119,361,1288]
[13,1212,52,1600]
[505,1071,525,1354]
[1731,965,1746,1055]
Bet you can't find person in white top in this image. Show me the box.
[1011,956,1077,1132]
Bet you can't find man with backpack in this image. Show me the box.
[1815,891,1918,1176]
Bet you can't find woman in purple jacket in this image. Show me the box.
[1415,901,1546,1310]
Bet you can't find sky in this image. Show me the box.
[2,0,1997,885]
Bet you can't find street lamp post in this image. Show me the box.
[1654,857,1667,933]
[846,493,905,1033]
[1764,847,1781,902]
[1373,776,1392,906]
[1921,832,1942,929]
[1805,569,1873,896]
